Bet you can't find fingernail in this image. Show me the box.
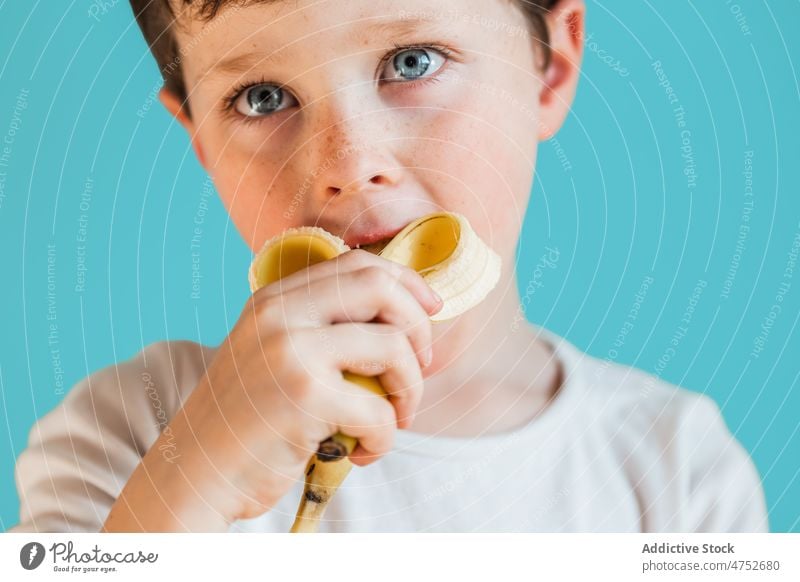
[424,346,433,368]
[429,291,444,314]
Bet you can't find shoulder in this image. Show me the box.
[115,339,217,413]
[557,340,768,532]
[551,335,717,440]
[58,339,215,447]
[9,339,216,533]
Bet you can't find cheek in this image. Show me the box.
[209,151,293,250]
[482,108,540,257]
[407,89,538,259]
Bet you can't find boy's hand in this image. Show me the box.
[169,249,441,524]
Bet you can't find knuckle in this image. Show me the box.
[254,294,282,326]
[391,329,413,357]
[375,399,398,429]
[286,372,316,404]
[373,322,406,350]
[373,322,400,336]
[264,329,292,356]
[373,325,415,371]
[397,263,424,284]
[418,315,432,336]
[284,423,323,458]
[342,248,374,269]
[419,318,433,345]
[264,331,303,370]
[388,326,413,352]
[356,265,392,289]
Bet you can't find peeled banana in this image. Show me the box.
[248,211,501,532]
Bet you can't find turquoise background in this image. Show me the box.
[1,1,798,532]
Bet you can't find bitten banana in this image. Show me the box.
[366,212,502,321]
[248,211,501,532]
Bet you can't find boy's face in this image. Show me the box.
[163,0,582,263]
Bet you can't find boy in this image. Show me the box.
[10,0,767,532]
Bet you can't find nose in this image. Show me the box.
[305,97,402,200]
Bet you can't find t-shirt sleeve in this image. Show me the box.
[6,341,195,533]
[680,394,769,532]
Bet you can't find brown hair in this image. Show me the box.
[129,0,558,118]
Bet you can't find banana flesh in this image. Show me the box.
[248,211,501,532]
[248,226,349,291]
[374,212,502,322]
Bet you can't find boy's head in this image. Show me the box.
[131,0,583,265]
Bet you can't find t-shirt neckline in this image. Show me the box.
[392,326,583,459]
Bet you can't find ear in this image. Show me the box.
[158,87,208,169]
[537,0,585,140]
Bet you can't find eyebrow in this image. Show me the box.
[207,16,447,77]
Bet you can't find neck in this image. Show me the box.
[412,266,562,437]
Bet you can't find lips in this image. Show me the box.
[342,224,408,250]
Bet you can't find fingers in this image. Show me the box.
[292,323,424,428]
[317,377,398,467]
[241,247,441,471]
[265,267,435,370]
[314,323,425,431]
[278,323,423,465]
[256,249,442,316]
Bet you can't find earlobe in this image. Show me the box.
[158,87,207,169]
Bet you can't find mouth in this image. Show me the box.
[344,225,408,255]
[357,238,393,255]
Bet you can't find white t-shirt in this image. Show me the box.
[8,327,769,533]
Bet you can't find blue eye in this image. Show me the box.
[226,45,451,120]
[383,48,446,82]
[233,83,297,117]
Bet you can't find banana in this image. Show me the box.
[247,225,349,291]
[248,211,501,532]
[370,212,502,321]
